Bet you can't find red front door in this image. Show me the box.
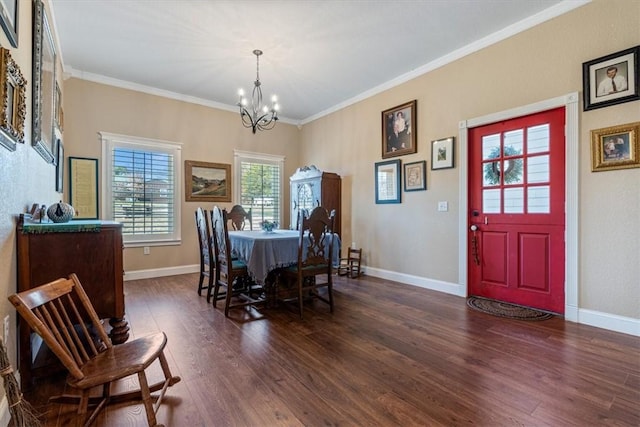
[468,108,565,314]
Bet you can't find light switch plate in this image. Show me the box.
[438,201,448,212]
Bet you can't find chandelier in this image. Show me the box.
[237,49,279,134]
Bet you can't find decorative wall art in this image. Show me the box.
[583,45,639,111]
[32,0,57,163]
[382,100,417,159]
[185,160,232,202]
[55,131,64,193]
[375,159,401,204]
[0,47,26,152]
[431,137,455,170]
[404,160,426,192]
[69,157,99,219]
[590,121,639,171]
[0,0,18,48]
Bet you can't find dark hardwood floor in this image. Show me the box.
[23,273,640,426]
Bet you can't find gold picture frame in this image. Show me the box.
[185,160,231,202]
[591,121,640,171]
[0,47,26,151]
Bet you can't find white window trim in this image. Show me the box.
[99,131,183,247]
[233,149,285,224]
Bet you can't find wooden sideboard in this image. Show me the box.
[16,216,128,387]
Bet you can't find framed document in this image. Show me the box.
[69,157,99,219]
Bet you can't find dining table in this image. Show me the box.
[228,229,341,286]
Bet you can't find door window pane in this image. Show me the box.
[483,161,500,186]
[504,187,524,213]
[528,155,549,183]
[504,129,523,155]
[502,158,524,185]
[528,186,550,213]
[482,134,500,160]
[483,189,501,213]
[527,124,549,153]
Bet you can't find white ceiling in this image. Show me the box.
[50,0,585,124]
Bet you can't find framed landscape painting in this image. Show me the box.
[185,160,231,202]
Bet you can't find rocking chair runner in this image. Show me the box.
[8,274,181,427]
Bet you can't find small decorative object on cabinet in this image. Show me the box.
[46,200,74,223]
[290,165,341,237]
[16,215,127,389]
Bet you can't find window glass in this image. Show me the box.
[483,189,501,213]
[100,132,182,246]
[528,186,550,213]
[527,124,549,154]
[235,151,284,228]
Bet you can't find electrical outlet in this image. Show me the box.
[143,246,150,255]
[3,315,9,344]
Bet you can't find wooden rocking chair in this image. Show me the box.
[8,274,181,427]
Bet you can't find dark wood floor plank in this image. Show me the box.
[22,273,640,426]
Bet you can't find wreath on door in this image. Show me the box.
[483,146,523,185]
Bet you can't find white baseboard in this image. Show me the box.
[577,308,640,337]
[124,264,199,281]
[0,371,19,426]
[363,266,466,297]
[0,394,9,427]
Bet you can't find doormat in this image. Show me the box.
[467,296,554,321]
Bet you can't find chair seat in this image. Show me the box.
[69,332,167,389]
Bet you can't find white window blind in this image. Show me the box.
[234,150,284,228]
[100,132,182,246]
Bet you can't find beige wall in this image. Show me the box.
[63,79,301,272]
[300,0,640,319]
[0,4,638,408]
[0,0,65,407]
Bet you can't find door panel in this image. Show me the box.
[468,107,565,314]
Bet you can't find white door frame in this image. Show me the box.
[458,92,579,321]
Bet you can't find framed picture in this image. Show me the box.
[382,100,417,159]
[55,132,64,192]
[375,159,401,204]
[431,137,455,170]
[404,160,426,192]
[55,81,62,129]
[32,0,57,163]
[583,45,639,111]
[0,0,18,48]
[185,160,231,202]
[0,47,26,152]
[69,157,99,219]
[590,121,640,172]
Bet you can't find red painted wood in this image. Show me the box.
[468,107,565,313]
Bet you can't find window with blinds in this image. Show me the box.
[234,151,284,229]
[100,132,182,246]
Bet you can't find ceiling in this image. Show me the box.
[50,0,583,124]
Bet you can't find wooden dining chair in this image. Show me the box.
[282,206,336,319]
[8,273,181,427]
[194,207,215,301]
[227,204,252,230]
[338,247,363,278]
[210,206,264,316]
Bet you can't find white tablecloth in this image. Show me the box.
[228,229,341,284]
